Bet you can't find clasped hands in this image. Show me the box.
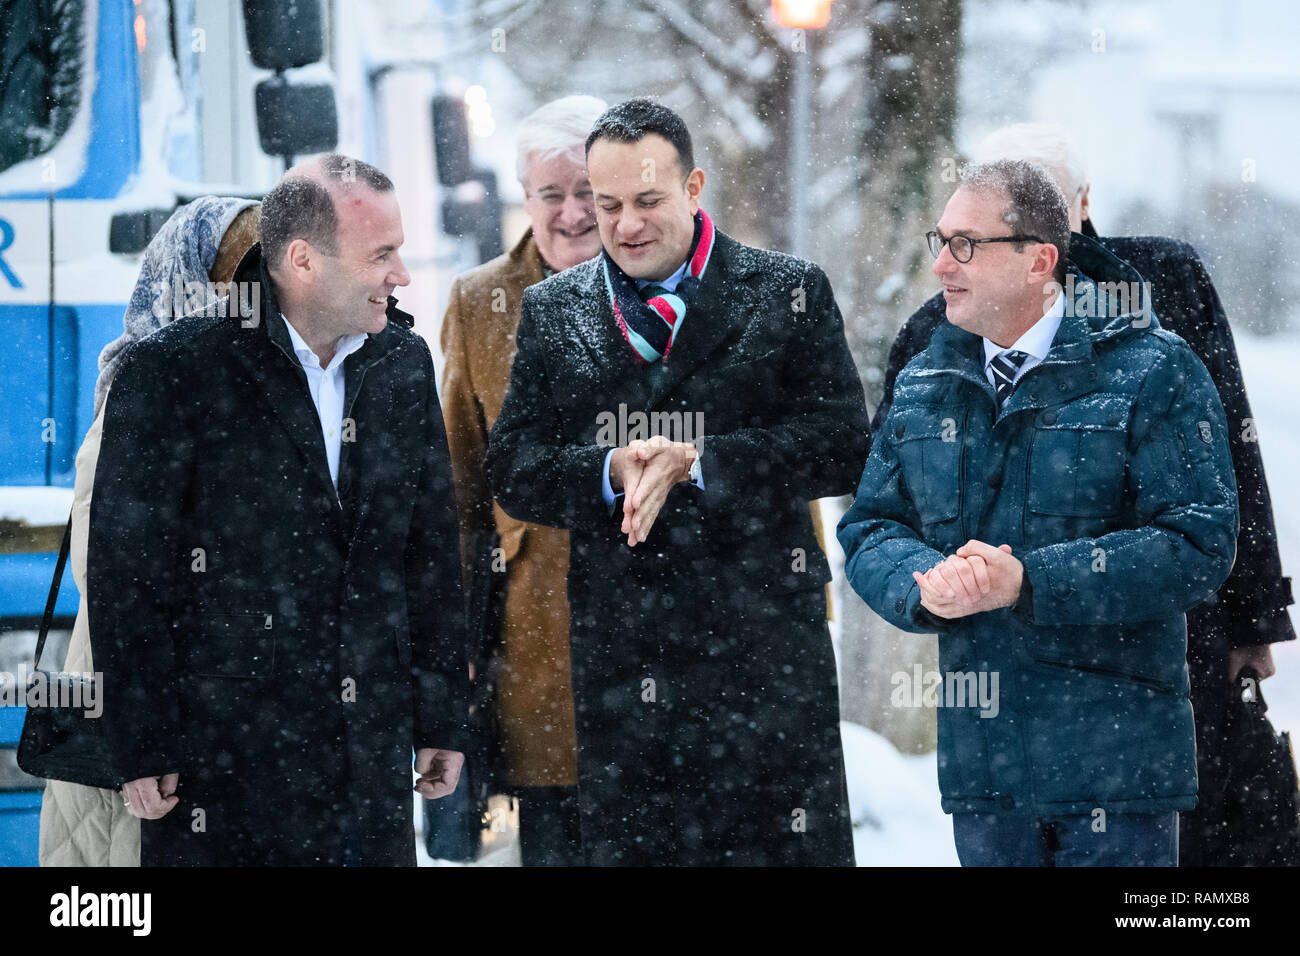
[912,539,1024,619]
[610,435,697,547]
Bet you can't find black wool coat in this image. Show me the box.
[486,231,869,865]
[88,246,470,866]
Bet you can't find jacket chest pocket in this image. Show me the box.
[1027,402,1129,518]
[180,612,275,678]
[891,407,966,527]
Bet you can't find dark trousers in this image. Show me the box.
[952,810,1179,866]
[516,785,583,867]
[1180,642,1233,865]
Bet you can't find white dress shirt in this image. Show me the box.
[282,314,368,489]
[601,256,705,511]
[982,292,1065,389]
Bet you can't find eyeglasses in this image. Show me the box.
[926,230,1046,263]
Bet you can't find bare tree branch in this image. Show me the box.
[634,0,773,83]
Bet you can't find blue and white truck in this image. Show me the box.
[0,0,489,865]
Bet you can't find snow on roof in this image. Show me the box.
[0,487,75,527]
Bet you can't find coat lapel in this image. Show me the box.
[644,231,752,409]
[228,255,344,519]
[338,303,409,499]
[922,320,998,402]
[531,228,758,420]
[510,227,548,288]
[569,260,649,409]
[337,324,405,538]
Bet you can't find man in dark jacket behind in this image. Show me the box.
[486,99,867,865]
[89,154,470,866]
[839,159,1239,865]
[873,124,1294,864]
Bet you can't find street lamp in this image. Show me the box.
[772,0,833,29]
[772,0,834,257]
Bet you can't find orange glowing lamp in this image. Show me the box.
[771,0,834,29]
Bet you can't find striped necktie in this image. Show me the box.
[990,349,1030,409]
[638,283,672,305]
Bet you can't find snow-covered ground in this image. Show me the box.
[842,721,958,865]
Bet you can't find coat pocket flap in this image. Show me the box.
[1034,393,1130,431]
[889,406,966,525]
[1028,399,1130,517]
[1031,657,1175,694]
[180,612,275,678]
[889,405,964,443]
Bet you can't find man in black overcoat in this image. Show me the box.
[89,156,470,866]
[872,124,1295,864]
[486,100,869,865]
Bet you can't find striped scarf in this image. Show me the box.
[601,209,716,364]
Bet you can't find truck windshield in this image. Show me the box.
[0,0,86,175]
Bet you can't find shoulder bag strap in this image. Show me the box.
[32,513,74,670]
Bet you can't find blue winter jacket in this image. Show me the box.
[837,234,1239,815]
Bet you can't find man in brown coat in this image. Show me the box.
[440,95,606,865]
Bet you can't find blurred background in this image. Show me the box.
[1,0,1295,866]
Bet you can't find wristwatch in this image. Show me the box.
[686,444,701,483]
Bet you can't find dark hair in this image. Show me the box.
[259,153,394,272]
[959,159,1071,286]
[585,98,695,178]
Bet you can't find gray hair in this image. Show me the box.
[971,123,1089,201]
[959,159,1071,285]
[516,95,608,189]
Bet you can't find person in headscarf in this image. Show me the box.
[38,196,259,867]
[95,198,260,415]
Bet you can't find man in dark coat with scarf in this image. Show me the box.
[89,154,470,866]
[840,159,1239,865]
[486,99,867,866]
[872,124,1294,865]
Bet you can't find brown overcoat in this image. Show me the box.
[440,229,578,788]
